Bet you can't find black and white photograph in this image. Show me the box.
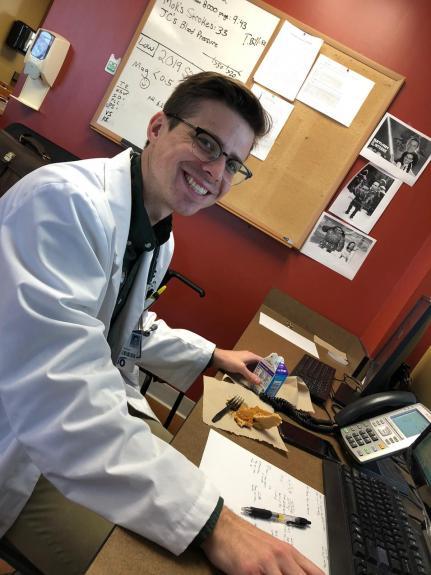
[328,163,402,233]
[360,113,431,186]
[300,213,376,280]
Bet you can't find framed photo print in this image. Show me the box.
[300,213,376,280]
[328,163,402,233]
[360,113,431,186]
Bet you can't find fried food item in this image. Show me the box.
[234,405,282,430]
[253,413,283,430]
[234,405,264,428]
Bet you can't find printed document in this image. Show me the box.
[200,430,329,574]
[251,84,294,160]
[297,54,375,127]
[254,20,323,101]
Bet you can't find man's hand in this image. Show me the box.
[211,348,262,387]
[202,506,324,575]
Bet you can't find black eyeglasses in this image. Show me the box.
[165,112,252,185]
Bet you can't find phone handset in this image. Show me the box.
[334,390,417,427]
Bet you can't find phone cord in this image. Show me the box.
[259,393,339,435]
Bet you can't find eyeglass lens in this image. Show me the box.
[192,131,250,185]
[165,112,252,185]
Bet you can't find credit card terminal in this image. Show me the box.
[340,403,431,463]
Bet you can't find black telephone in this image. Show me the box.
[334,390,417,426]
[335,391,431,464]
[261,390,430,464]
[260,391,417,435]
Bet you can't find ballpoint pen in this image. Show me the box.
[241,507,311,528]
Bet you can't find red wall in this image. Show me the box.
[2,0,430,400]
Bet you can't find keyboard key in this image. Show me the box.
[376,545,389,566]
[389,557,402,573]
[354,558,367,575]
[365,537,378,563]
[352,541,365,558]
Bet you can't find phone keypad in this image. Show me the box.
[340,403,431,463]
[344,423,379,445]
[342,419,403,460]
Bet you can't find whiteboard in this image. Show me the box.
[91,3,404,248]
[93,0,279,148]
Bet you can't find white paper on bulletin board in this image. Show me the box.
[253,20,323,102]
[296,54,375,127]
[94,0,279,148]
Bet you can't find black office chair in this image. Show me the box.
[162,269,205,299]
[0,537,43,575]
[139,367,186,429]
[139,269,205,429]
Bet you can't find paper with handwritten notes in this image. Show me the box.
[96,0,279,148]
[200,430,329,574]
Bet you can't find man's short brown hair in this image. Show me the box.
[163,72,271,145]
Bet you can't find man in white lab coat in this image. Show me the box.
[0,72,323,575]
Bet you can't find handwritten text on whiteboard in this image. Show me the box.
[96,0,279,147]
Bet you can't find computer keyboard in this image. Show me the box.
[324,460,430,575]
[290,354,336,403]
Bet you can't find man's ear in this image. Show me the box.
[147,112,166,142]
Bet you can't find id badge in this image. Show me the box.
[121,330,142,359]
[120,316,159,360]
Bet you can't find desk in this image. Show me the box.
[259,289,368,378]
[87,290,365,574]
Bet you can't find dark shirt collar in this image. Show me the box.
[130,152,172,253]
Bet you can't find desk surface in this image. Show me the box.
[260,288,368,377]
[87,399,336,575]
[87,289,359,574]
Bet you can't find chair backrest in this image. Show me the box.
[411,346,431,409]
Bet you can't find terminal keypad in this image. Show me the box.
[341,418,402,461]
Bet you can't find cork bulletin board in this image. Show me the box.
[91,0,405,249]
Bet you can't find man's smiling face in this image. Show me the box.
[142,99,255,223]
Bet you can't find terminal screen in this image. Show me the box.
[390,409,429,438]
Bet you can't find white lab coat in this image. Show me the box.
[0,149,219,555]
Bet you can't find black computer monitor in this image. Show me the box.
[411,423,431,488]
[361,295,431,397]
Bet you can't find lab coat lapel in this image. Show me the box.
[108,252,153,361]
[99,149,132,336]
[108,240,175,361]
[102,148,153,360]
